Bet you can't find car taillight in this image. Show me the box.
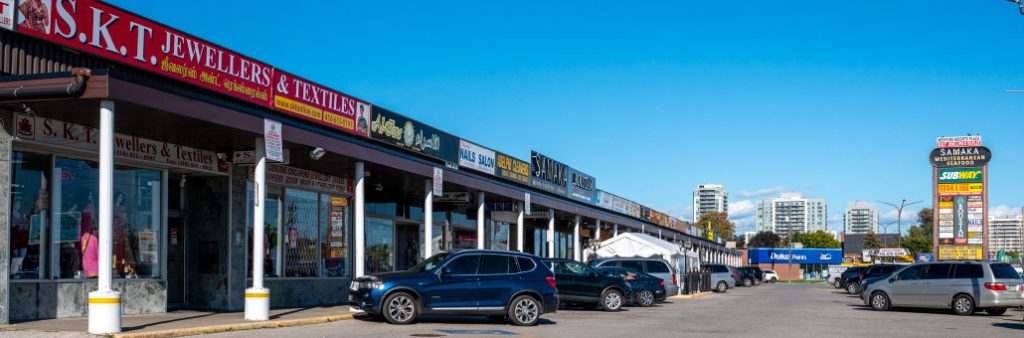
[672,274,678,286]
[858,273,864,280]
[546,276,557,288]
[984,282,1007,291]
[659,280,665,287]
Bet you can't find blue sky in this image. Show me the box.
[108,1,1024,234]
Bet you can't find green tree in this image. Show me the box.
[790,230,840,248]
[748,231,781,248]
[864,231,883,249]
[901,224,933,255]
[696,211,735,241]
[917,208,933,238]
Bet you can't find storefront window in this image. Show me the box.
[532,227,548,258]
[10,151,50,279]
[450,211,477,249]
[284,189,318,277]
[247,183,281,277]
[52,157,162,279]
[366,217,394,274]
[487,220,510,251]
[322,195,348,277]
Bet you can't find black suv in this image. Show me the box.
[837,266,866,290]
[843,264,900,294]
[542,258,630,311]
[737,267,764,287]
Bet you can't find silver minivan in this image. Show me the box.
[704,264,739,293]
[591,258,680,296]
[862,261,1024,315]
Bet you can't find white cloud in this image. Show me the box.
[734,186,787,199]
[878,207,923,226]
[728,200,757,234]
[989,204,1022,218]
[661,205,693,221]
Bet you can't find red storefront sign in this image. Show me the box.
[7,0,372,137]
[272,71,372,137]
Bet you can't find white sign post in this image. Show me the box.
[264,119,284,163]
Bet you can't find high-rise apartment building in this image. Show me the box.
[693,184,728,223]
[755,192,828,238]
[988,215,1023,256]
[844,201,879,234]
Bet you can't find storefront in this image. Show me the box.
[0,3,737,328]
[747,248,843,281]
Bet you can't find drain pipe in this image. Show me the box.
[0,68,91,100]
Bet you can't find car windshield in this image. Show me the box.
[409,252,450,272]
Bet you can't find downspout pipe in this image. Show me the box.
[0,68,91,101]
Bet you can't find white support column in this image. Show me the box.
[354,162,365,277]
[424,180,433,258]
[613,224,618,237]
[477,192,486,249]
[658,229,662,240]
[89,100,120,334]
[244,137,270,321]
[595,220,602,241]
[642,224,646,234]
[516,202,525,252]
[573,216,581,262]
[547,210,555,258]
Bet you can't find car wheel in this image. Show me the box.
[716,281,728,293]
[636,290,655,307]
[833,280,841,289]
[846,282,860,294]
[382,292,418,325]
[602,289,624,312]
[743,278,753,287]
[770,277,777,283]
[869,292,890,311]
[508,295,541,326]
[985,307,1008,316]
[952,294,975,316]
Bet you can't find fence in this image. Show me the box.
[681,272,711,295]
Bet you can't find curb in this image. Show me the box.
[110,313,356,338]
[669,291,713,300]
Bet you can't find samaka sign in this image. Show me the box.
[11,0,273,106]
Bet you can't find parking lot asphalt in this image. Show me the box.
[6,283,1023,338]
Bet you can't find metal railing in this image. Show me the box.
[681,272,712,294]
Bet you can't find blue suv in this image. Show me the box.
[348,250,558,326]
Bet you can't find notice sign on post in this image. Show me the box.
[264,119,284,163]
[524,193,531,214]
[433,167,444,196]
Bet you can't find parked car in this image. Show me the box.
[348,250,558,326]
[705,264,740,292]
[844,265,901,294]
[837,266,867,290]
[737,267,763,287]
[827,265,849,288]
[590,257,680,296]
[594,266,667,307]
[763,269,779,283]
[542,258,631,311]
[863,261,1024,316]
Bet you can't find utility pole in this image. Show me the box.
[878,199,922,247]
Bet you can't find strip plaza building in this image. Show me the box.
[0,1,738,328]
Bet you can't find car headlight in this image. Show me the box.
[360,281,384,290]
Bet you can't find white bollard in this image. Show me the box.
[88,289,121,334]
[244,288,270,321]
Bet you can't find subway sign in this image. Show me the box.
[938,167,982,183]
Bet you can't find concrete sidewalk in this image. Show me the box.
[0,305,356,338]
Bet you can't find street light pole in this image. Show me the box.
[878,222,895,247]
[1009,0,1024,15]
[878,199,923,247]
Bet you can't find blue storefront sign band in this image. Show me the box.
[747,248,843,265]
[566,167,597,204]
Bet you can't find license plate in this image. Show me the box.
[349,281,360,291]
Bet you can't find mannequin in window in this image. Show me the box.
[113,192,137,277]
[79,192,99,278]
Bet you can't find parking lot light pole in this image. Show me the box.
[879,199,922,247]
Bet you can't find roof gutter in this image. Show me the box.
[0,68,91,101]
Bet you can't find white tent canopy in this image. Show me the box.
[587,232,699,273]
